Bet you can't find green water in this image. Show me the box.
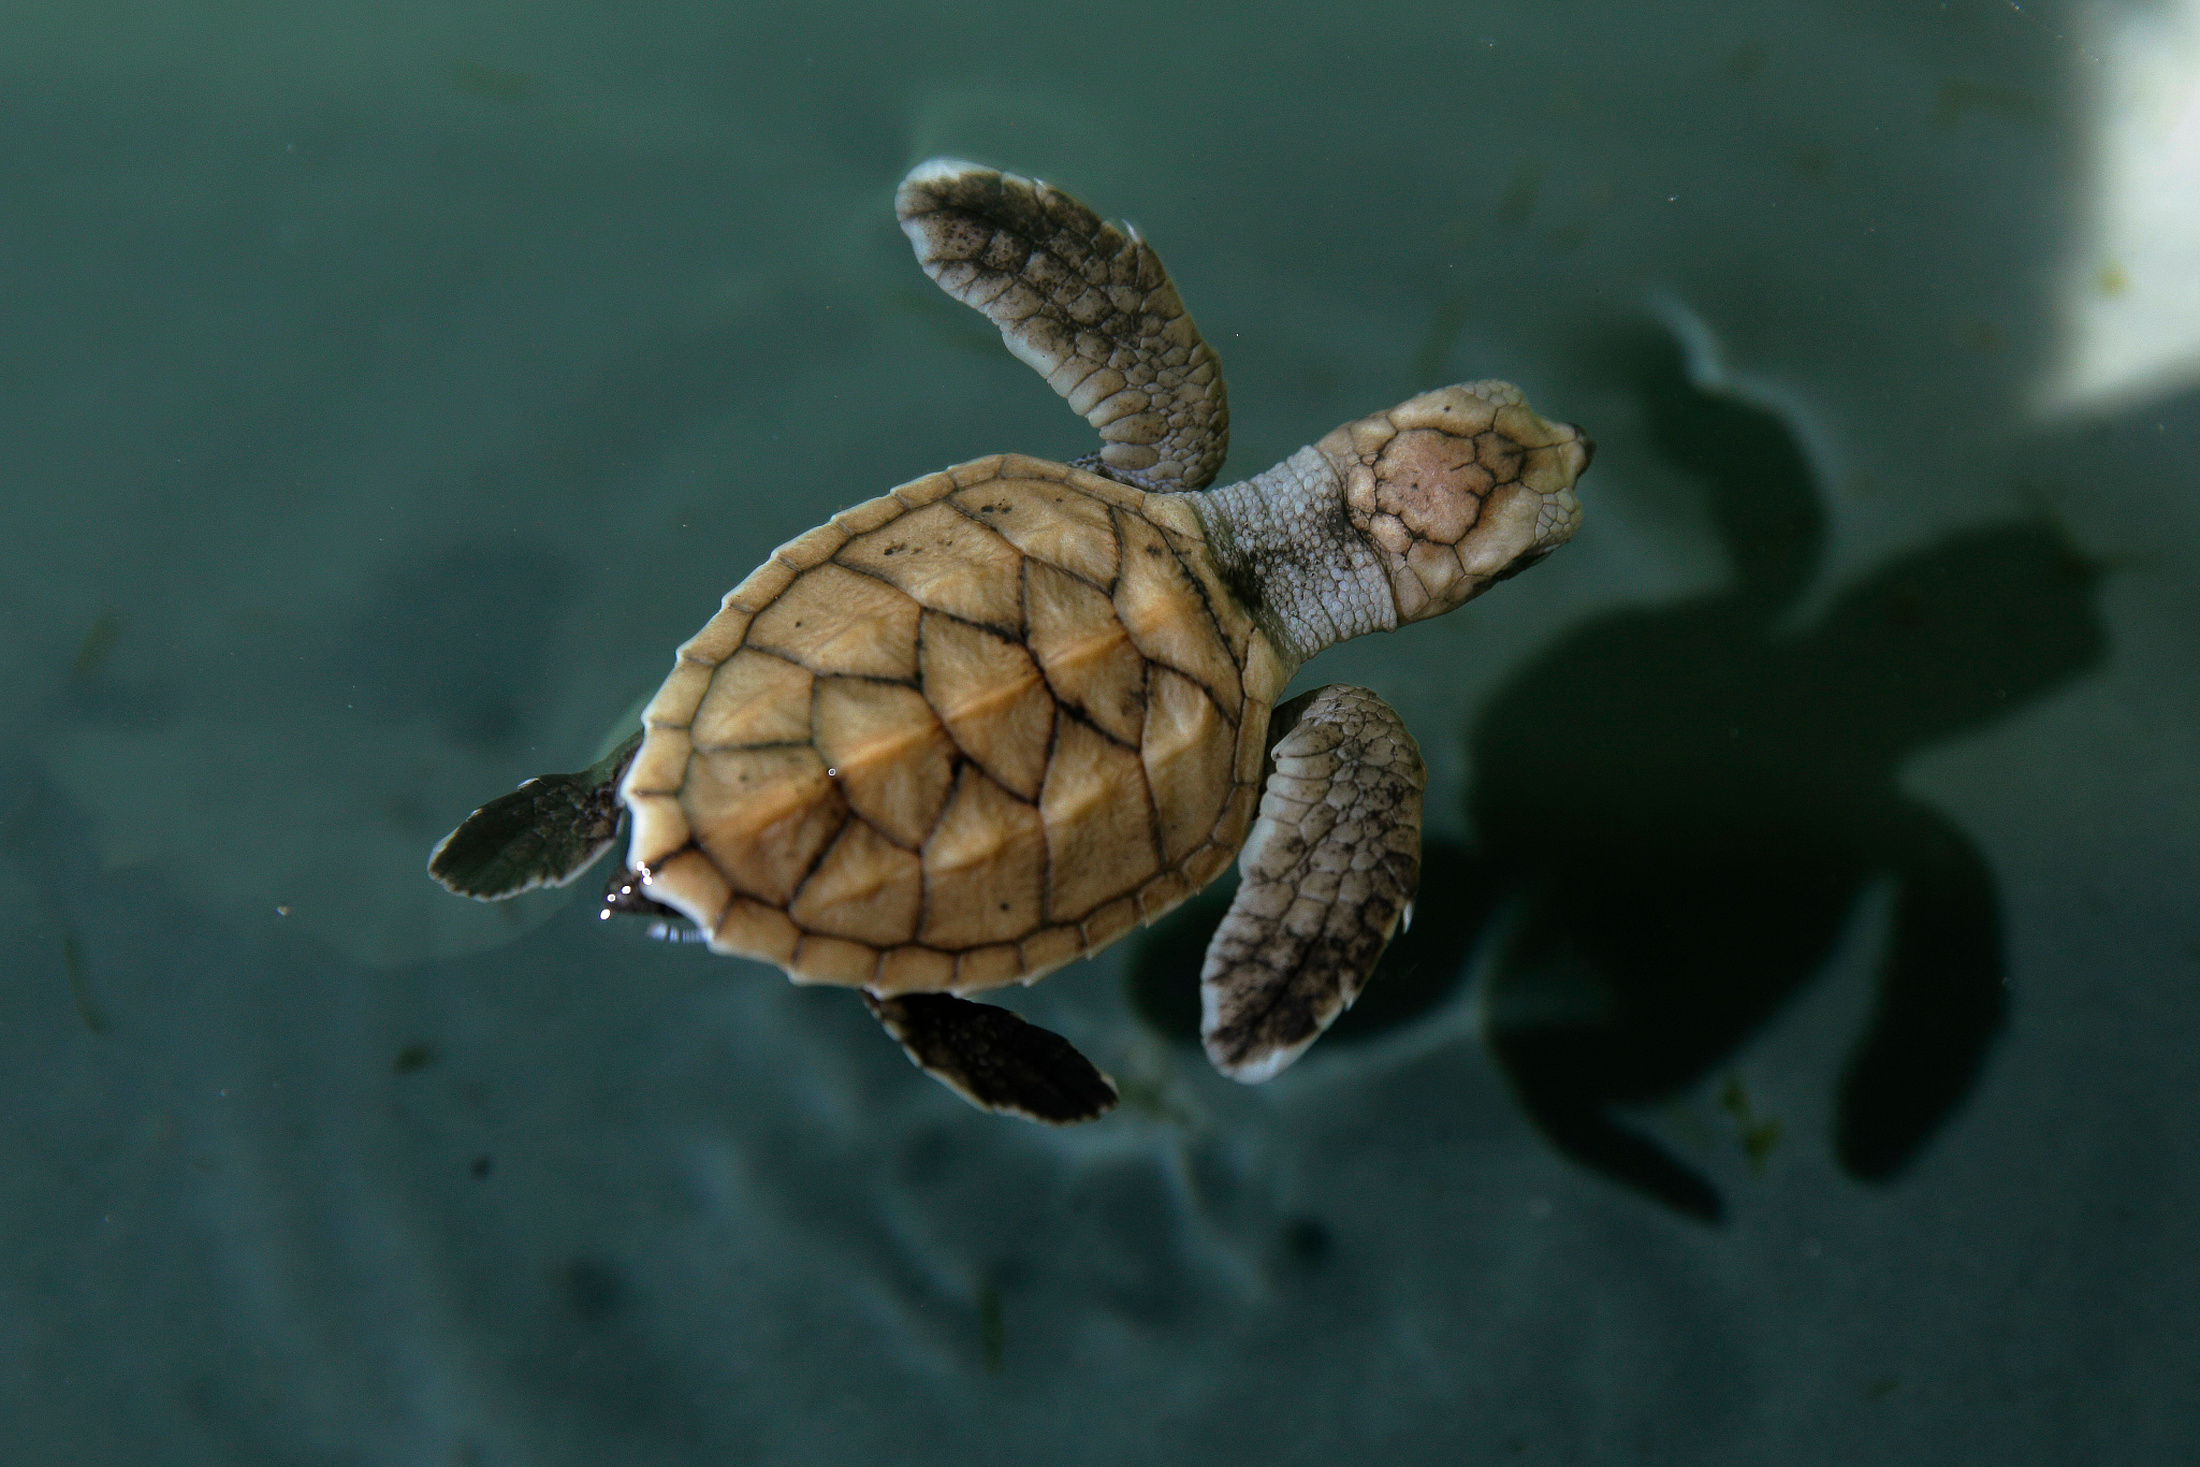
[6,1,2196,1461]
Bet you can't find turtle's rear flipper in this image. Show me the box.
[1202,686,1425,1082]
[428,731,642,899]
[864,992,1117,1125]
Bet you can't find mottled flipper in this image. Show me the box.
[427,731,642,899]
[895,158,1229,490]
[865,992,1119,1125]
[1202,686,1425,1082]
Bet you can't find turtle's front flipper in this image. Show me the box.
[864,992,1118,1125]
[427,731,642,899]
[895,159,1230,491]
[1202,686,1425,1082]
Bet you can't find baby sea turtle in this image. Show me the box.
[429,160,1593,1124]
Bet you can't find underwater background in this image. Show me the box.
[7,0,2198,1460]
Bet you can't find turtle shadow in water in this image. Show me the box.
[1130,326,2107,1223]
[1464,326,2105,1221]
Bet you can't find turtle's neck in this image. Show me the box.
[1171,446,1398,666]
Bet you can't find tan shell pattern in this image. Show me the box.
[621,454,1291,996]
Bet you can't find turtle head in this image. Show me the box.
[1315,382,1592,624]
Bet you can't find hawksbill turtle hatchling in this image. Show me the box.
[429,159,1594,1123]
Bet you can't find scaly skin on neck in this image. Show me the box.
[1177,446,1395,667]
[1178,382,1593,670]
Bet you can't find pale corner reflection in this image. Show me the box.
[2040,0,2200,417]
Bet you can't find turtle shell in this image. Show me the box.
[621,453,1293,995]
